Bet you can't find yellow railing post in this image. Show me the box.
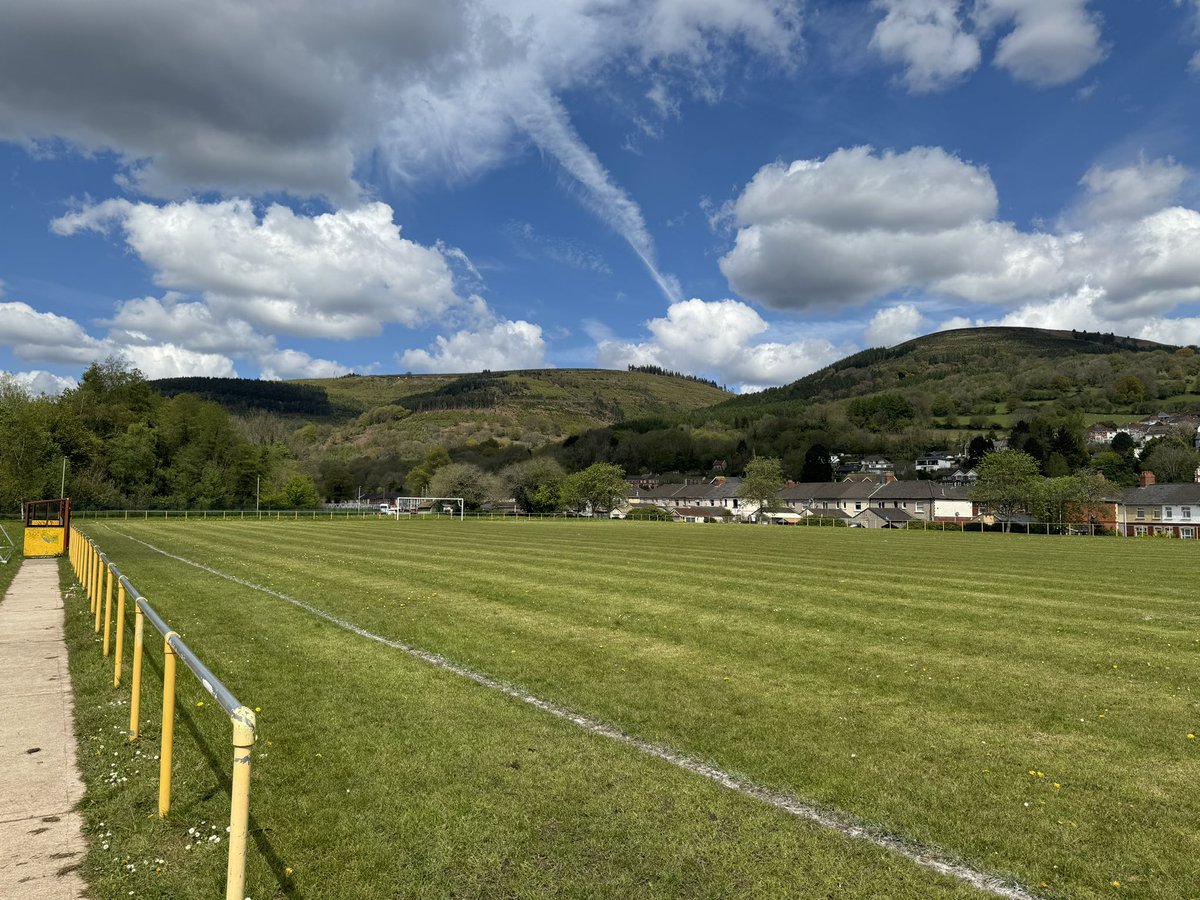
[113,581,126,685]
[158,634,177,817]
[129,606,144,741]
[93,555,103,633]
[86,544,94,612]
[225,707,256,900]
[92,546,101,616]
[102,563,114,654]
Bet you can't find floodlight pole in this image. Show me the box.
[256,476,260,517]
[60,457,67,497]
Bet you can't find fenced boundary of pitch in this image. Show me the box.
[68,527,257,900]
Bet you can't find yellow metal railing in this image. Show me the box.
[69,528,258,900]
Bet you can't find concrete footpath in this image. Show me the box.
[0,558,89,899]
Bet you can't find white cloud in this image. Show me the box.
[596,298,846,390]
[399,319,547,373]
[258,349,352,381]
[976,0,1106,87]
[871,0,1104,91]
[721,146,1200,327]
[865,304,926,346]
[0,301,105,363]
[121,344,238,380]
[53,199,462,339]
[1,370,77,396]
[106,293,272,356]
[1069,158,1189,226]
[4,1,803,302]
[870,0,981,92]
[0,295,362,382]
[730,145,998,233]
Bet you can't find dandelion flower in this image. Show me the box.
[284,867,294,877]
[196,701,205,708]
[1111,880,1120,887]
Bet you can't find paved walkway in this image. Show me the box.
[0,558,89,899]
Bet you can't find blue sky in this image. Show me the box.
[3,0,1200,395]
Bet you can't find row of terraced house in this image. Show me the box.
[623,475,978,528]
[623,471,1200,537]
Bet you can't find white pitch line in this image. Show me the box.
[107,526,1040,900]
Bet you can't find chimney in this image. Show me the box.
[1140,470,1156,487]
[884,472,897,483]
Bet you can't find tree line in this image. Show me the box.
[0,360,322,513]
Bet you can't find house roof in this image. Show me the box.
[804,508,850,519]
[673,505,723,518]
[1121,483,1200,505]
[778,479,973,503]
[855,507,912,522]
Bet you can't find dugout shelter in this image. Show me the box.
[24,497,70,558]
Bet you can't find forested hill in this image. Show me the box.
[151,377,339,416]
[721,327,1179,411]
[557,327,1200,482]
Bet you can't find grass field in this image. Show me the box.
[62,520,1199,899]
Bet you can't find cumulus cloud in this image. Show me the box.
[4,0,802,302]
[872,0,1104,90]
[596,298,847,390]
[120,344,238,380]
[399,318,547,374]
[0,293,364,381]
[720,146,1200,326]
[865,304,926,346]
[258,349,352,381]
[1068,158,1190,226]
[976,0,1106,86]
[53,199,462,339]
[870,0,981,92]
[1,370,77,396]
[0,302,105,363]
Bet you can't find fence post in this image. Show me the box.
[225,707,256,900]
[113,581,126,686]
[85,545,94,612]
[103,564,114,655]
[94,557,104,634]
[129,606,144,740]
[158,635,178,816]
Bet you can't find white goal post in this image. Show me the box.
[379,497,464,521]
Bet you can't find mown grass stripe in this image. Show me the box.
[106,524,1040,900]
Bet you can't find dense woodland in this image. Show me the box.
[4,329,1200,514]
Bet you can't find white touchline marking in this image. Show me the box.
[108,526,1040,899]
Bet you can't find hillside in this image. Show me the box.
[149,369,731,496]
[560,327,1200,482]
[720,327,1185,412]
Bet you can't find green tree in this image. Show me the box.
[1141,443,1200,483]
[970,450,1040,532]
[106,422,158,493]
[502,458,565,513]
[1110,431,1135,454]
[426,462,502,510]
[559,463,627,516]
[0,379,59,512]
[737,457,784,519]
[1031,474,1108,532]
[405,447,451,495]
[799,443,833,482]
[278,474,320,508]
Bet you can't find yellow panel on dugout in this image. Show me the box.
[23,498,71,558]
